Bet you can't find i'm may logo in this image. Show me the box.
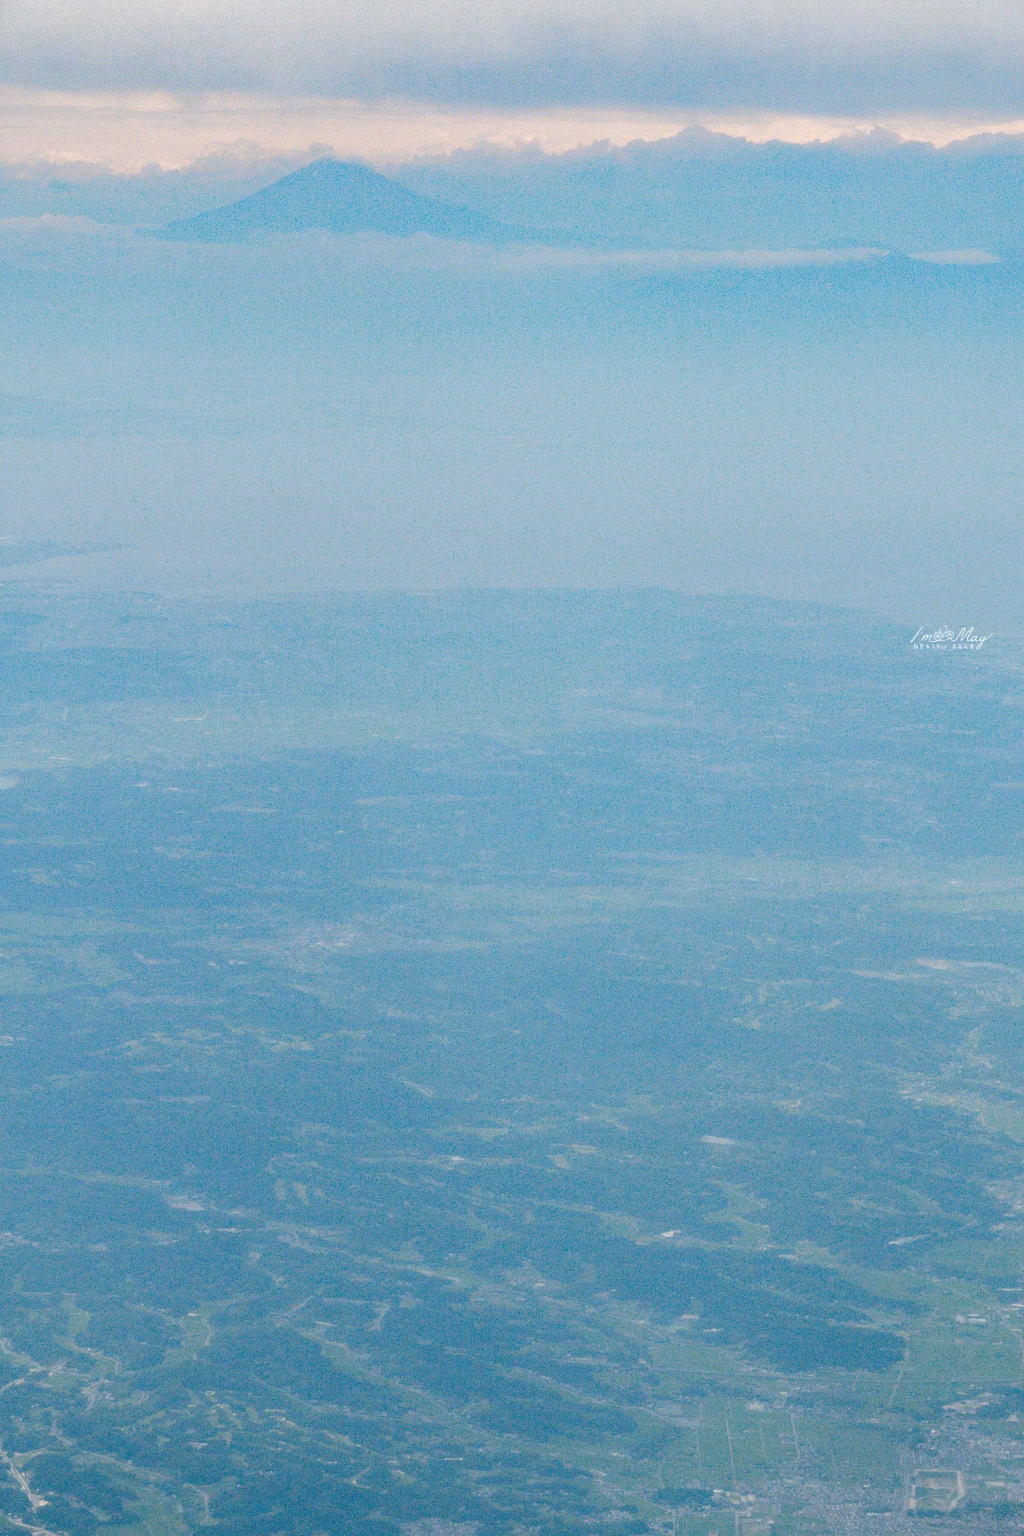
[910,626,992,651]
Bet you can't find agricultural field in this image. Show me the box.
[0,591,1018,1532]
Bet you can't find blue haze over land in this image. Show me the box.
[0,586,1013,1533]
[0,140,1021,619]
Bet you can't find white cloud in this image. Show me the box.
[7,88,1024,174]
[0,217,891,278]
[909,248,1001,263]
[3,0,1024,112]
[508,245,891,271]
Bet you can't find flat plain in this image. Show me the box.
[0,590,1017,1534]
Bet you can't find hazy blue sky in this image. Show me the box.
[0,0,1021,620]
[0,217,1018,622]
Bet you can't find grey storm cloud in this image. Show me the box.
[3,0,1024,112]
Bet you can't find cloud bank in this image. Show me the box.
[2,131,1022,256]
[396,130,1024,255]
[4,0,1024,113]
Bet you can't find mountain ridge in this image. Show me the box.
[160,157,537,244]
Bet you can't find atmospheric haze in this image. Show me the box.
[0,162,1019,621]
[0,0,1021,616]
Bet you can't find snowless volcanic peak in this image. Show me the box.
[161,157,521,243]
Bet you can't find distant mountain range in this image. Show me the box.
[2,131,1021,252]
[161,158,535,244]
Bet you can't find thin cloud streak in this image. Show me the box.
[909,249,1001,264]
[0,217,891,278]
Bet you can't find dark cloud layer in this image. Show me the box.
[3,0,1024,112]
